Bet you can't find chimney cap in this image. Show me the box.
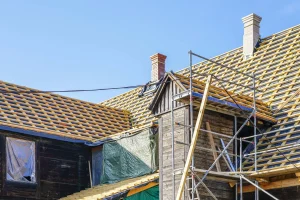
[150,53,167,62]
[242,13,262,25]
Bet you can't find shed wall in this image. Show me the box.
[0,130,90,200]
[159,106,190,200]
[159,108,234,200]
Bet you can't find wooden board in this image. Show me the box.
[239,178,300,193]
[206,122,221,172]
[176,75,212,200]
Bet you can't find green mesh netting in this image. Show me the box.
[100,128,158,184]
[125,186,159,200]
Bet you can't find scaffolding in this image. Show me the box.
[169,51,280,200]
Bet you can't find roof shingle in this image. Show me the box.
[101,24,300,171]
[0,81,131,141]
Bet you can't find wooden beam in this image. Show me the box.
[206,122,221,172]
[238,178,300,193]
[248,164,300,178]
[175,75,212,200]
[274,87,300,114]
[256,177,270,185]
[295,172,300,181]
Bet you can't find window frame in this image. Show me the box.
[5,136,37,184]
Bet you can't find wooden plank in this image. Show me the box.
[239,178,300,193]
[206,122,221,172]
[274,87,300,113]
[175,75,212,200]
[174,168,239,183]
[248,163,300,178]
[193,169,240,181]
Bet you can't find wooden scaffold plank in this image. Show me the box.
[176,75,212,200]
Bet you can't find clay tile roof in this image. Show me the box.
[60,173,159,200]
[0,80,131,141]
[101,87,156,128]
[101,24,300,171]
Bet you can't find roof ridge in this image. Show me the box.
[99,23,300,105]
[177,23,300,74]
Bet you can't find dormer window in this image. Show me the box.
[139,80,162,97]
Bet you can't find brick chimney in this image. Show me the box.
[150,53,167,82]
[242,13,262,60]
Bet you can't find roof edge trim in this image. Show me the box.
[0,125,88,144]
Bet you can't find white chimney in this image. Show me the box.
[242,13,262,60]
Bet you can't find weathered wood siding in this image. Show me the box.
[244,186,300,200]
[0,130,90,200]
[152,80,185,115]
[194,110,234,200]
[159,106,190,200]
[155,78,234,199]
[159,108,234,200]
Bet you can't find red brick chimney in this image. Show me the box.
[150,53,167,82]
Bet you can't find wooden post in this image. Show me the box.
[176,75,212,200]
[88,161,93,188]
[206,122,221,172]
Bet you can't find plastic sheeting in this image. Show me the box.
[100,128,158,184]
[6,137,36,182]
[124,185,159,200]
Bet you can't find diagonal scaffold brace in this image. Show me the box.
[175,75,212,200]
[194,109,255,189]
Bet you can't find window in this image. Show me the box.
[6,137,36,183]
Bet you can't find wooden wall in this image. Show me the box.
[244,186,300,200]
[0,130,90,200]
[194,110,234,200]
[152,80,185,115]
[158,108,235,200]
[154,78,235,199]
[159,106,190,200]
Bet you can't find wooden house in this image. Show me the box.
[2,13,300,200]
[0,81,131,199]
[98,14,300,200]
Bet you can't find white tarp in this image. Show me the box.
[6,137,36,182]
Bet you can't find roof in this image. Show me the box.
[101,24,300,172]
[101,87,156,128]
[0,81,131,142]
[60,173,159,200]
[179,25,300,172]
[149,72,276,123]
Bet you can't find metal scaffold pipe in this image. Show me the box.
[189,50,195,200]
[189,52,254,79]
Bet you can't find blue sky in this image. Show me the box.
[0,1,299,103]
